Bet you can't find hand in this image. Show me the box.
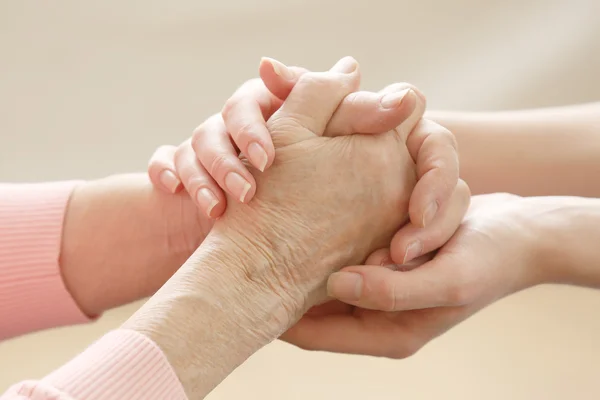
[127,57,426,397]
[282,194,559,357]
[149,57,464,262]
[204,57,428,315]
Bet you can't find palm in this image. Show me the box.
[282,194,529,357]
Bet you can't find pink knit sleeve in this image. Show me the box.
[2,329,187,400]
[0,181,91,340]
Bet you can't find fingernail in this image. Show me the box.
[159,170,181,193]
[330,56,357,74]
[327,272,363,301]
[422,201,438,227]
[247,142,268,172]
[196,188,219,218]
[380,255,393,266]
[263,57,294,80]
[380,88,412,109]
[225,172,252,203]
[403,241,423,264]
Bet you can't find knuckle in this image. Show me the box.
[208,153,231,178]
[456,179,472,201]
[221,98,237,120]
[234,122,257,143]
[371,278,401,312]
[173,143,188,166]
[298,72,349,92]
[444,281,475,306]
[191,124,208,149]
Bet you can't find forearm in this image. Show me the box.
[534,196,600,288]
[60,173,208,317]
[427,102,600,197]
[124,232,290,398]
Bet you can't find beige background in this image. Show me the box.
[1,0,600,398]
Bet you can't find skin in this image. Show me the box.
[60,173,210,317]
[149,57,467,265]
[125,58,434,397]
[427,103,600,197]
[147,57,600,361]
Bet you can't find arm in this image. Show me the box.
[3,236,281,400]
[427,102,600,197]
[0,173,208,340]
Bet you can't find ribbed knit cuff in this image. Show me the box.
[0,181,91,340]
[4,329,187,400]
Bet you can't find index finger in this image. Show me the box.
[406,119,460,227]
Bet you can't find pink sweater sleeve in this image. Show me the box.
[2,329,187,400]
[0,182,187,398]
[0,181,90,340]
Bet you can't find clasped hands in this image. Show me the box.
[147,57,540,358]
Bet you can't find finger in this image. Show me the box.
[364,248,433,271]
[173,139,227,219]
[220,61,310,172]
[221,84,274,172]
[259,57,309,101]
[282,311,424,358]
[261,62,417,138]
[191,115,257,205]
[327,254,466,311]
[148,145,182,194]
[266,56,360,145]
[323,88,418,137]
[390,180,470,264]
[407,119,461,227]
[379,83,426,143]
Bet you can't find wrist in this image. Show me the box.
[531,197,600,288]
[124,232,294,398]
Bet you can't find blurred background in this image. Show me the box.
[1,0,600,398]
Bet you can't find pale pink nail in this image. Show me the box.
[196,188,219,218]
[262,57,294,80]
[159,170,181,193]
[403,241,423,264]
[225,172,252,203]
[380,88,412,109]
[247,142,268,172]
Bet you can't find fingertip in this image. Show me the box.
[158,169,182,194]
[247,141,271,172]
[259,57,298,100]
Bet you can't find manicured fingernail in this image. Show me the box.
[263,57,294,80]
[328,272,363,301]
[196,188,219,218]
[403,241,423,264]
[247,142,268,172]
[159,170,181,193]
[422,201,438,227]
[380,88,412,109]
[225,172,251,203]
[330,56,357,74]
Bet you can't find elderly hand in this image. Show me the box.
[206,57,424,313]
[149,57,465,265]
[126,57,430,397]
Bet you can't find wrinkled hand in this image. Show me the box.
[149,57,465,264]
[205,57,425,317]
[283,194,551,357]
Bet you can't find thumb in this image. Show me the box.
[379,83,427,142]
[259,57,309,100]
[327,255,460,312]
[266,56,360,148]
